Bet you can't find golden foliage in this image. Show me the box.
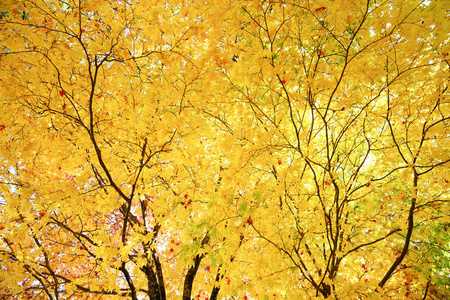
[0,0,449,299]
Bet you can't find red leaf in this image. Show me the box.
[281,79,287,84]
[247,216,253,225]
[59,90,65,96]
[62,103,66,110]
[315,7,326,13]
[278,160,282,165]
[184,193,188,199]
[0,125,5,131]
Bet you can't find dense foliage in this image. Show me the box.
[0,0,449,299]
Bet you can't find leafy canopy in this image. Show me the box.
[0,0,449,299]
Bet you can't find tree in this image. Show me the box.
[213,0,450,298]
[0,0,449,299]
[0,0,238,299]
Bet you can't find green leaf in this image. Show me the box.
[253,190,261,202]
[238,200,248,213]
